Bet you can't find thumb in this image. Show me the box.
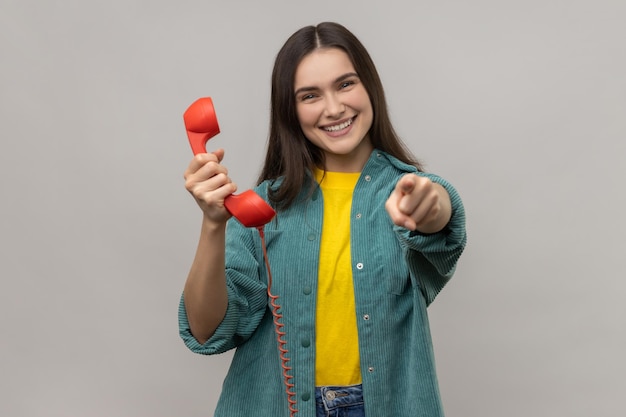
[212,148,226,162]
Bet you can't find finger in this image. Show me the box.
[184,150,228,182]
[185,165,232,197]
[400,175,437,214]
[185,148,225,171]
[398,174,416,195]
[198,179,238,205]
[195,158,229,180]
[411,192,439,228]
[211,148,225,163]
[397,177,423,216]
[188,172,237,203]
[385,189,417,230]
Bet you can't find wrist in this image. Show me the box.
[201,215,227,234]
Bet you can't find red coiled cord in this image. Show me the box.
[257,226,298,416]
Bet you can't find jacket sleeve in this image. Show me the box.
[394,172,467,305]
[178,219,269,355]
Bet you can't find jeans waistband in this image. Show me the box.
[315,383,364,411]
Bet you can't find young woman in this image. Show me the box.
[179,22,467,417]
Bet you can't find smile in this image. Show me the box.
[322,117,354,132]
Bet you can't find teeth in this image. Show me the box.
[323,118,353,132]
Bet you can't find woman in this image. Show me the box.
[179,22,467,417]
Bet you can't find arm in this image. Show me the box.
[182,149,236,344]
[183,219,228,344]
[387,172,467,304]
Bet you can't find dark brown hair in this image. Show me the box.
[257,22,421,209]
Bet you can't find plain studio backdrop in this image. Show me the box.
[1,0,624,416]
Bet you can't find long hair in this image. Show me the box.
[257,22,422,209]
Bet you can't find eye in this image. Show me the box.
[339,79,359,91]
[297,92,318,102]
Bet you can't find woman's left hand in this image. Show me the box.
[385,174,452,233]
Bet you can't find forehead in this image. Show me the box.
[294,48,356,87]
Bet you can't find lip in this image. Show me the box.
[319,116,356,132]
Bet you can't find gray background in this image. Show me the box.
[1,0,625,416]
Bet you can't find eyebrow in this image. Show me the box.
[294,72,359,96]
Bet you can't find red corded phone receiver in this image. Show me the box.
[183,97,276,228]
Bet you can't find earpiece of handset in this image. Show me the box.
[183,97,221,154]
[183,97,276,228]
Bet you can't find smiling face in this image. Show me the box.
[294,48,374,172]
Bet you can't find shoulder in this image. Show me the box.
[369,150,419,174]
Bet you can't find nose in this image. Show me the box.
[324,93,345,118]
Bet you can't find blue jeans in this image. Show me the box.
[315,384,365,417]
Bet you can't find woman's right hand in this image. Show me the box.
[184,148,237,224]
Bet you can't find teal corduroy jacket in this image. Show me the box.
[179,149,467,417]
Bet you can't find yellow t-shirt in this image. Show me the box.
[314,168,362,386]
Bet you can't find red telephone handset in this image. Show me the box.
[183,97,276,228]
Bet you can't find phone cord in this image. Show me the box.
[257,226,298,417]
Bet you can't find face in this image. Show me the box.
[294,48,374,172]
